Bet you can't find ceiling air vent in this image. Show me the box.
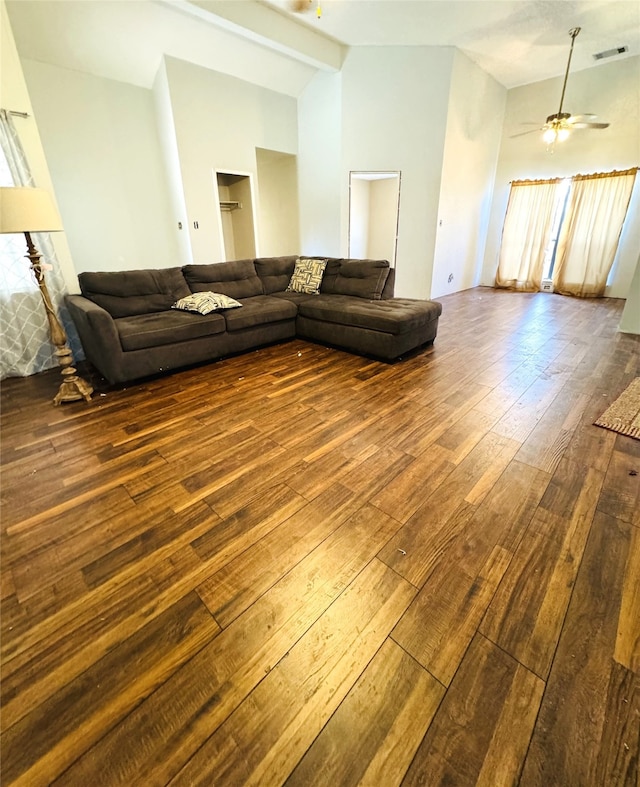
[593,45,628,60]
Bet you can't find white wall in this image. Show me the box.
[348,177,370,258]
[153,60,192,266]
[339,46,454,298]
[20,58,181,277]
[482,55,640,299]
[256,148,300,257]
[0,1,77,290]
[163,56,298,264]
[431,50,505,298]
[619,257,640,334]
[367,177,399,263]
[297,70,342,258]
[4,0,322,97]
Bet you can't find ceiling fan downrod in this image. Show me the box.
[554,27,581,120]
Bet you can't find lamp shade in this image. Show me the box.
[0,187,63,234]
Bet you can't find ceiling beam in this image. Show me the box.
[158,0,345,72]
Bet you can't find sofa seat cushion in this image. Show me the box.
[79,267,191,318]
[222,295,298,332]
[183,260,263,299]
[298,295,442,336]
[116,310,226,351]
[270,291,315,306]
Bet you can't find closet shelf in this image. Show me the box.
[220,200,242,211]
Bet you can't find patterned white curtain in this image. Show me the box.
[495,178,563,292]
[0,109,81,379]
[553,169,638,297]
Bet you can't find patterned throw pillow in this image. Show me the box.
[286,258,328,295]
[172,291,242,315]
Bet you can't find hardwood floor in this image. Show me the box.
[1,286,638,786]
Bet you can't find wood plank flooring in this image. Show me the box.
[1,286,639,786]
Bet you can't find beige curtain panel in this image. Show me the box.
[553,169,637,298]
[495,178,562,292]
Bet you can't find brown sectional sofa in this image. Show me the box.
[66,255,442,384]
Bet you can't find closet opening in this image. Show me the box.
[215,171,257,260]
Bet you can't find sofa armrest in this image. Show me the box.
[65,294,124,381]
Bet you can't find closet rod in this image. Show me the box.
[4,109,30,118]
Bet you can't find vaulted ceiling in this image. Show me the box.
[258,0,640,86]
[5,0,639,95]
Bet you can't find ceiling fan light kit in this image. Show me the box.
[543,125,570,145]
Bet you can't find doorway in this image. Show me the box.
[348,171,401,265]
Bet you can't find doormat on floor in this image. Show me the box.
[594,377,640,440]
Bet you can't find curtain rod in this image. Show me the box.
[510,167,639,185]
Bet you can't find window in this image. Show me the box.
[541,178,570,281]
[0,107,75,378]
[496,169,637,297]
[0,145,37,297]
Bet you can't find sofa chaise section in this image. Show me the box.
[291,257,440,360]
[296,295,442,361]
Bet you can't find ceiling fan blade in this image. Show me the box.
[569,122,610,129]
[510,128,543,138]
[567,114,598,122]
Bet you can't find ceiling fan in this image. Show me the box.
[515,27,610,145]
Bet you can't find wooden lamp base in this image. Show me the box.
[25,231,93,406]
[53,344,94,405]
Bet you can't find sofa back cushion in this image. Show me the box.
[254,256,298,294]
[78,267,191,318]
[381,267,395,299]
[320,259,390,300]
[316,258,342,294]
[183,260,263,300]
